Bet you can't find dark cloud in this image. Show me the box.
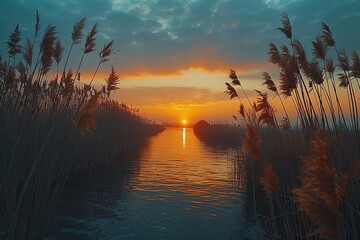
[1,0,359,76]
[285,0,360,49]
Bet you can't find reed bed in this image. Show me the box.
[0,12,162,239]
[225,13,359,239]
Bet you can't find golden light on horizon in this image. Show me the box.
[182,119,187,125]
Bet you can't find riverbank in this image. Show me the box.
[0,87,164,239]
[0,14,164,239]
[47,127,261,240]
[193,120,244,146]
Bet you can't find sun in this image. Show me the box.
[182,119,187,125]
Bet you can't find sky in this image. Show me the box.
[0,0,359,124]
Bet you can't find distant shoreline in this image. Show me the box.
[162,123,194,128]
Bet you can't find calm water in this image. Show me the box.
[47,128,265,239]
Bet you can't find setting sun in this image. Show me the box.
[182,119,187,125]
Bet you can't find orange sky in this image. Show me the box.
[87,66,352,125]
[90,67,268,124]
[1,0,358,125]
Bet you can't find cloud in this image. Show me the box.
[114,86,228,106]
[0,0,359,77]
[112,85,267,123]
[112,83,261,110]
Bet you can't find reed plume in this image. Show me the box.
[260,161,280,240]
[62,17,86,78]
[72,17,86,44]
[40,25,57,76]
[23,38,33,67]
[228,69,255,116]
[262,71,277,93]
[308,60,324,85]
[7,25,22,60]
[53,39,64,65]
[293,39,310,76]
[53,39,64,79]
[74,23,98,80]
[84,23,97,54]
[351,51,360,79]
[338,49,351,72]
[239,103,245,119]
[260,161,280,196]
[268,43,281,66]
[229,69,241,86]
[278,12,292,39]
[321,23,335,48]
[292,39,306,63]
[243,123,260,160]
[225,82,239,99]
[99,40,113,64]
[292,134,348,239]
[312,37,327,60]
[89,41,114,86]
[278,51,297,97]
[255,90,275,127]
[62,70,74,96]
[76,93,99,134]
[105,66,120,97]
[262,71,292,132]
[325,58,335,75]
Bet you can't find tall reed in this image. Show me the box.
[0,11,162,239]
[224,12,359,239]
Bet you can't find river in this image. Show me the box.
[47,127,265,239]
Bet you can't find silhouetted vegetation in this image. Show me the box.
[0,12,163,239]
[193,120,244,146]
[225,12,359,239]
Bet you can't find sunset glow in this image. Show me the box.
[0,0,358,125]
[1,1,359,239]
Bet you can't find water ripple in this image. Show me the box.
[47,128,265,240]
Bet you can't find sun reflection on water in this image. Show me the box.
[49,128,254,239]
[182,127,186,148]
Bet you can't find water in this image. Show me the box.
[47,128,265,239]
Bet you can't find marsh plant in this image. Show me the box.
[225,12,359,239]
[0,11,160,239]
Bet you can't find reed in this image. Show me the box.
[223,12,359,239]
[292,134,348,239]
[0,11,162,239]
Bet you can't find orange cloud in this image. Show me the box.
[75,60,267,82]
[117,61,266,79]
[110,44,268,78]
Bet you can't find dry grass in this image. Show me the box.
[243,123,260,161]
[105,66,120,97]
[292,134,348,239]
[260,161,280,196]
[76,94,99,134]
[0,11,163,239]
[223,12,359,239]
